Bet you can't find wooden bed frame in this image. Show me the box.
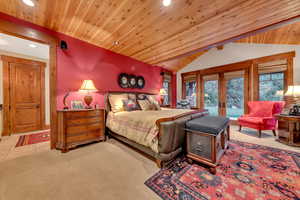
[104,91,208,168]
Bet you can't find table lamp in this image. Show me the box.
[160,88,168,105]
[284,85,300,116]
[79,80,98,109]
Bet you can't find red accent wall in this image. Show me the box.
[0,13,176,108]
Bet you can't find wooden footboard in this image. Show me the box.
[156,109,208,137]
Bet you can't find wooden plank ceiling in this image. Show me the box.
[162,20,300,71]
[236,20,300,45]
[0,0,299,70]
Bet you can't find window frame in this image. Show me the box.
[253,52,294,101]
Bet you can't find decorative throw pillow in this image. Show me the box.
[138,100,154,111]
[147,95,161,110]
[137,94,147,100]
[122,99,140,111]
[128,93,137,101]
[108,94,128,113]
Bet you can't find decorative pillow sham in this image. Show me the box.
[128,93,137,101]
[108,94,128,113]
[122,99,140,111]
[138,100,154,111]
[147,95,161,110]
[137,94,147,100]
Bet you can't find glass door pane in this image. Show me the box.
[185,80,197,107]
[226,77,244,119]
[204,78,219,116]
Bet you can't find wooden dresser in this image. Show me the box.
[56,109,105,152]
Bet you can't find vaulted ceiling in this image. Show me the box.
[0,0,299,70]
[236,20,300,45]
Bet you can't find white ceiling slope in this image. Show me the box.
[0,32,49,59]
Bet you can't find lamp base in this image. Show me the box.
[84,95,93,109]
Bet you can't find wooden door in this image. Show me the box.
[1,56,45,135]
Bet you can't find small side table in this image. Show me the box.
[275,114,300,147]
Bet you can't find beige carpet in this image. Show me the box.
[0,139,160,200]
[0,126,299,200]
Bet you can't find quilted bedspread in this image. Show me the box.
[106,108,192,153]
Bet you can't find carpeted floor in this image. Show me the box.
[0,139,160,200]
[0,126,299,200]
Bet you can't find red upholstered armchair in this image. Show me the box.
[238,101,285,137]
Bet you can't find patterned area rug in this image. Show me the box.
[15,131,50,147]
[145,140,300,200]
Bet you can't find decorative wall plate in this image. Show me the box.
[128,75,137,88]
[136,76,145,89]
[118,73,129,88]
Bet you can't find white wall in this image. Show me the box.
[0,50,50,135]
[177,43,300,100]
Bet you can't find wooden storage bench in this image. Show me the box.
[185,116,230,174]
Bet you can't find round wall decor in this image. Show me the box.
[128,75,137,88]
[136,76,145,89]
[118,73,145,89]
[118,73,129,88]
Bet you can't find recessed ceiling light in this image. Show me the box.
[29,44,37,48]
[0,39,8,45]
[22,0,35,7]
[113,41,119,45]
[163,0,172,7]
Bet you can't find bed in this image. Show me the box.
[105,92,208,167]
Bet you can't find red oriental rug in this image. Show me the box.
[15,131,50,147]
[145,140,300,200]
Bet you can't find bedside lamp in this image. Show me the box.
[284,85,300,115]
[160,88,168,105]
[285,85,300,97]
[79,80,98,109]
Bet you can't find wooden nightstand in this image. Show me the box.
[56,109,105,152]
[275,114,300,147]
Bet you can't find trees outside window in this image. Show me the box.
[163,81,170,105]
[259,72,284,101]
[185,81,196,107]
[226,77,244,119]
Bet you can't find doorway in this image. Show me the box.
[201,68,250,120]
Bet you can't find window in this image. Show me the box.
[204,80,218,116]
[163,80,170,105]
[162,73,172,106]
[226,77,244,119]
[182,73,197,107]
[259,72,284,101]
[185,80,197,107]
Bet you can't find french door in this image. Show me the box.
[201,69,249,119]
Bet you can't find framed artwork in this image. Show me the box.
[136,76,145,89]
[71,100,84,109]
[118,73,145,89]
[128,75,137,88]
[118,73,129,88]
